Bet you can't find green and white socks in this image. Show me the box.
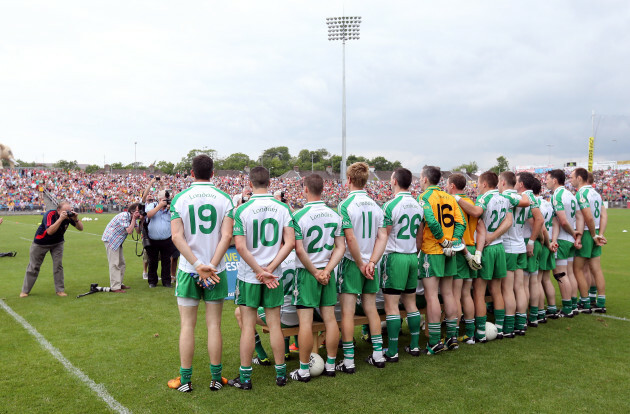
[342,341,354,368]
[385,315,402,356]
[407,311,421,350]
[371,334,384,361]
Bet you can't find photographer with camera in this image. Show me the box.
[102,203,142,292]
[20,201,84,298]
[145,189,177,288]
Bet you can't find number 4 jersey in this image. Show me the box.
[170,182,234,273]
[293,201,343,268]
[233,194,295,284]
[382,191,423,254]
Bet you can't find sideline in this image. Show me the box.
[0,299,132,414]
[594,313,629,322]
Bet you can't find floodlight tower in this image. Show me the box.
[326,15,361,183]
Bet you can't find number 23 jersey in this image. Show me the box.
[293,201,343,269]
[170,182,234,273]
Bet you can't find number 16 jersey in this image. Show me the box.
[233,194,295,284]
[170,182,234,274]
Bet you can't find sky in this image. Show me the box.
[1,0,629,172]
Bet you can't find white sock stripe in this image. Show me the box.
[407,311,421,317]
[0,299,131,414]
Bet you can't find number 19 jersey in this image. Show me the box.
[233,194,295,284]
[338,190,385,262]
[293,201,343,269]
[382,191,423,254]
[552,186,577,242]
[475,189,511,246]
[170,182,234,273]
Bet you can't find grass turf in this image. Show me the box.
[0,210,629,413]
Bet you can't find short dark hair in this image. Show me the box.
[304,174,324,196]
[532,177,542,195]
[192,154,213,180]
[516,172,536,190]
[479,171,498,189]
[587,172,594,184]
[422,166,441,185]
[548,169,565,185]
[573,167,588,182]
[250,166,270,188]
[500,171,516,187]
[393,168,412,190]
[128,202,140,213]
[448,173,467,191]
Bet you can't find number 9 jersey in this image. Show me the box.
[170,182,235,273]
[382,191,423,254]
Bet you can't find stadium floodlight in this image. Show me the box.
[326,15,361,183]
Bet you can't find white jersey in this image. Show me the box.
[233,194,294,284]
[280,251,298,325]
[293,201,343,269]
[552,186,577,242]
[338,190,385,262]
[521,190,540,239]
[501,189,526,253]
[382,191,423,254]
[576,185,603,230]
[538,197,554,235]
[170,182,234,273]
[474,189,512,246]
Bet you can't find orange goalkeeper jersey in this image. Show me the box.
[457,193,478,247]
[418,185,466,255]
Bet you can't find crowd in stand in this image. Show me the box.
[1,167,628,212]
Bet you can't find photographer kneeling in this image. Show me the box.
[145,189,177,288]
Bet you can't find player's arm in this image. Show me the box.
[458,198,483,218]
[485,212,513,245]
[235,235,268,276]
[596,203,608,245]
[452,202,467,242]
[555,209,577,239]
[516,195,530,208]
[210,217,234,269]
[344,227,367,275]
[579,206,597,238]
[366,227,388,278]
[265,226,296,274]
[574,209,584,248]
[295,239,320,279]
[527,207,544,255]
[171,217,220,283]
[320,235,346,285]
[415,222,425,251]
[475,219,486,253]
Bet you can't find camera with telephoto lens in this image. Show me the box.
[164,190,171,206]
[138,203,146,216]
[67,211,76,218]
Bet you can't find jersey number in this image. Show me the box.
[253,218,279,248]
[397,214,422,239]
[188,204,217,235]
[436,204,454,228]
[488,208,507,232]
[306,223,338,253]
[361,211,373,238]
[516,208,526,226]
[593,200,600,218]
[570,200,576,219]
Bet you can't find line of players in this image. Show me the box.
[166,155,608,392]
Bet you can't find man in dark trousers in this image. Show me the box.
[20,201,83,297]
[146,190,177,287]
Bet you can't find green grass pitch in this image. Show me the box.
[1,210,629,413]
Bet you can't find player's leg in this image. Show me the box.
[567,256,579,314]
[472,278,488,341]
[293,307,314,382]
[263,306,286,384]
[361,292,385,367]
[175,298,199,392]
[423,275,444,353]
[573,256,591,312]
[440,276,459,349]
[319,305,339,375]
[401,291,421,353]
[237,305,257,388]
[554,260,573,317]
[527,272,540,326]
[339,292,358,372]
[383,291,402,360]
[584,263,596,306]
[501,268,515,337]
[589,256,606,312]
[453,277,463,324]
[461,279,475,343]
[514,267,528,335]
[205,300,225,389]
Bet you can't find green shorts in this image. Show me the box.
[175,269,228,302]
[381,252,418,291]
[338,257,380,295]
[294,268,338,308]
[524,239,542,274]
[455,246,477,279]
[478,243,507,280]
[556,240,575,260]
[235,279,283,308]
[505,252,527,271]
[257,307,296,328]
[418,252,457,278]
[576,231,602,259]
[539,246,556,271]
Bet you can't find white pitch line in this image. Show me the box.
[594,313,630,322]
[0,299,132,414]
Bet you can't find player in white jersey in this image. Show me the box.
[289,174,345,382]
[498,172,531,337]
[168,155,234,393]
[230,166,296,389]
[337,162,388,372]
[537,193,560,320]
[457,171,513,342]
[546,169,583,317]
[380,168,424,361]
[515,172,544,328]
[570,168,607,313]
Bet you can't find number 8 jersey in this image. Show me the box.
[170,182,235,273]
[233,194,295,284]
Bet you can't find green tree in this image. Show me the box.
[218,152,252,171]
[14,159,38,167]
[175,148,218,173]
[453,161,479,175]
[369,156,402,171]
[53,160,79,171]
[110,162,124,170]
[329,155,342,173]
[85,164,101,174]
[124,162,146,170]
[259,146,292,176]
[490,156,509,174]
[156,161,175,175]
